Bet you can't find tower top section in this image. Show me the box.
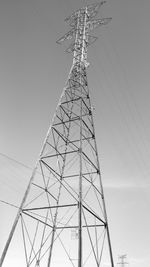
[57,1,111,67]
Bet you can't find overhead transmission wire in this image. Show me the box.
[0,199,19,209]
[0,153,33,210]
[0,131,93,209]
[0,152,32,194]
[0,151,68,210]
[0,152,33,171]
[90,33,150,190]
[102,32,150,162]
[104,34,150,186]
[0,153,34,209]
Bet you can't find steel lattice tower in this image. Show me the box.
[0,2,114,267]
[117,255,129,267]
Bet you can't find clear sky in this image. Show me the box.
[0,0,150,266]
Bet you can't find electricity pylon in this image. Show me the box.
[117,255,129,267]
[0,2,114,267]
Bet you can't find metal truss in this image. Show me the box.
[0,2,114,267]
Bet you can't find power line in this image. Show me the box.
[0,152,33,171]
[0,199,18,209]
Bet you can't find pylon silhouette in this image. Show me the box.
[117,255,129,267]
[0,2,114,267]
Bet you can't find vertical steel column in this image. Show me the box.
[78,96,83,267]
[77,9,88,267]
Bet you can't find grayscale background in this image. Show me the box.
[0,0,150,266]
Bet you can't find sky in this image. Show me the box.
[0,0,150,266]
